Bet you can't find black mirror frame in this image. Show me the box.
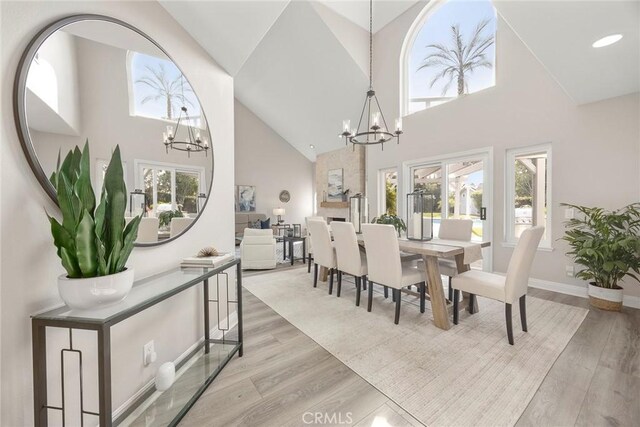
[13,14,214,247]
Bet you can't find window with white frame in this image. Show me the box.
[505,144,552,247]
[378,168,398,216]
[402,0,496,116]
[135,160,205,217]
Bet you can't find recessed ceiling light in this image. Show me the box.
[592,34,623,48]
[309,144,315,149]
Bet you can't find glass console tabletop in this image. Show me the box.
[32,259,240,327]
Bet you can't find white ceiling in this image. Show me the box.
[161,0,640,161]
[495,0,640,105]
[320,0,421,33]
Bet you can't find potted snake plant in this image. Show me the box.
[48,142,140,309]
[561,203,640,311]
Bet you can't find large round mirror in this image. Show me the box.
[14,15,213,246]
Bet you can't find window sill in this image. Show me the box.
[501,241,554,252]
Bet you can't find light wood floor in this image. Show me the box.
[180,269,640,427]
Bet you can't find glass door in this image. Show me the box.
[409,150,492,270]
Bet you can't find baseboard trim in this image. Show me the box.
[528,278,640,309]
[112,311,239,420]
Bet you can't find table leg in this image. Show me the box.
[290,240,294,266]
[237,261,244,357]
[424,256,451,330]
[455,253,479,314]
[319,266,328,282]
[302,239,306,263]
[283,239,287,260]
[32,320,48,427]
[97,326,112,427]
[204,278,210,354]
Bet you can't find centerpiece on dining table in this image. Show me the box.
[407,190,435,240]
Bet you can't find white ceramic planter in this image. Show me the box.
[58,268,135,310]
[588,283,623,311]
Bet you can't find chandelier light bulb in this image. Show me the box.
[343,120,351,133]
[166,126,174,139]
[371,112,380,128]
[395,118,402,132]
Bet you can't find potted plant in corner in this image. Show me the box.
[561,203,640,311]
[48,142,141,310]
[372,214,407,237]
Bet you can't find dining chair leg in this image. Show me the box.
[313,263,318,287]
[420,282,426,313]
[337,271,342,297]
[362,275,367,291]
[448,277,453,301]
[506,303,514,345]
[355,277,361,307]
[468,294,476,314]
[519,295,528,332]
[453,289,460,325]
[367,281,374,312]
[384,286,388,299]
[394,289,401,325]
[392,289,396,302]
[308,254,312,273]
[328,269,334,295]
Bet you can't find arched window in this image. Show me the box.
[401,0,497,116]
[127,51,202,126]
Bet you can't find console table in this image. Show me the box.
[31,258,243,427]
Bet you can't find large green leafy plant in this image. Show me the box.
[561,203,640,289]
[48,142,140,278]
[372,214,407,237]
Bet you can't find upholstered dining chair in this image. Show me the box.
[307,220,338,294]
[331,221,368,306]
[169,217,194,238]
[362,224,427,324]
[305,216,324,273]
[437,219,474,300]
[127,217,159,243]
[451,226,544,345]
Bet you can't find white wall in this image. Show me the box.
[0,2,235,426]
[368,3,640,297]
[234,99,314,226]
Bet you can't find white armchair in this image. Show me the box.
[240,228,277,270]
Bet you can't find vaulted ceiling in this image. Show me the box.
[161,0,640,161]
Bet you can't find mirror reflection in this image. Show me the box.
[24,20,212,244]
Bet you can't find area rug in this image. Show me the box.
[243,268,588,427]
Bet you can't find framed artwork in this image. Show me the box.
[327,168,344,201]
[237,185,256,212]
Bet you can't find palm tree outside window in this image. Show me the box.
[406,0,496,115]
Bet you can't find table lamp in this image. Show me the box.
[273,207,285,224]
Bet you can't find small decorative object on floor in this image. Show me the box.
[561,202,640,311]
[155,362,176,391]
[49,142,139,310]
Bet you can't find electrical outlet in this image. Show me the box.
[564,208,575,219]
[565,265,574,277]
[143,340,157,366]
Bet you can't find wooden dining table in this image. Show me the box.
[319,237,491,331]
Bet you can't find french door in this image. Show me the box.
[404,149,493,271]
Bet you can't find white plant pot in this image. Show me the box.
[588,283,623,311]
[58,268,135,310]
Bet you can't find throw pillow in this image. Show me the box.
[250,220,261,229]
[260,218,271,229]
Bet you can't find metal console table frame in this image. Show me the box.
[31,258,243,427]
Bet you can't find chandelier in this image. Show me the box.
[340,0,402,149]
[162,76,209,157]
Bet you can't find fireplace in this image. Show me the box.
[327,217,346,223]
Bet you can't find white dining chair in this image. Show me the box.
[362,224,427,324]
[331,221,368,306]
[305,216,324,274]
[127,217,159,243]
[437,219,474,300]
[451,226,544,345]
[170,217,194,238]
[307,220,338,294]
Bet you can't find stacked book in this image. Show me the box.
[181,252,235,269]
